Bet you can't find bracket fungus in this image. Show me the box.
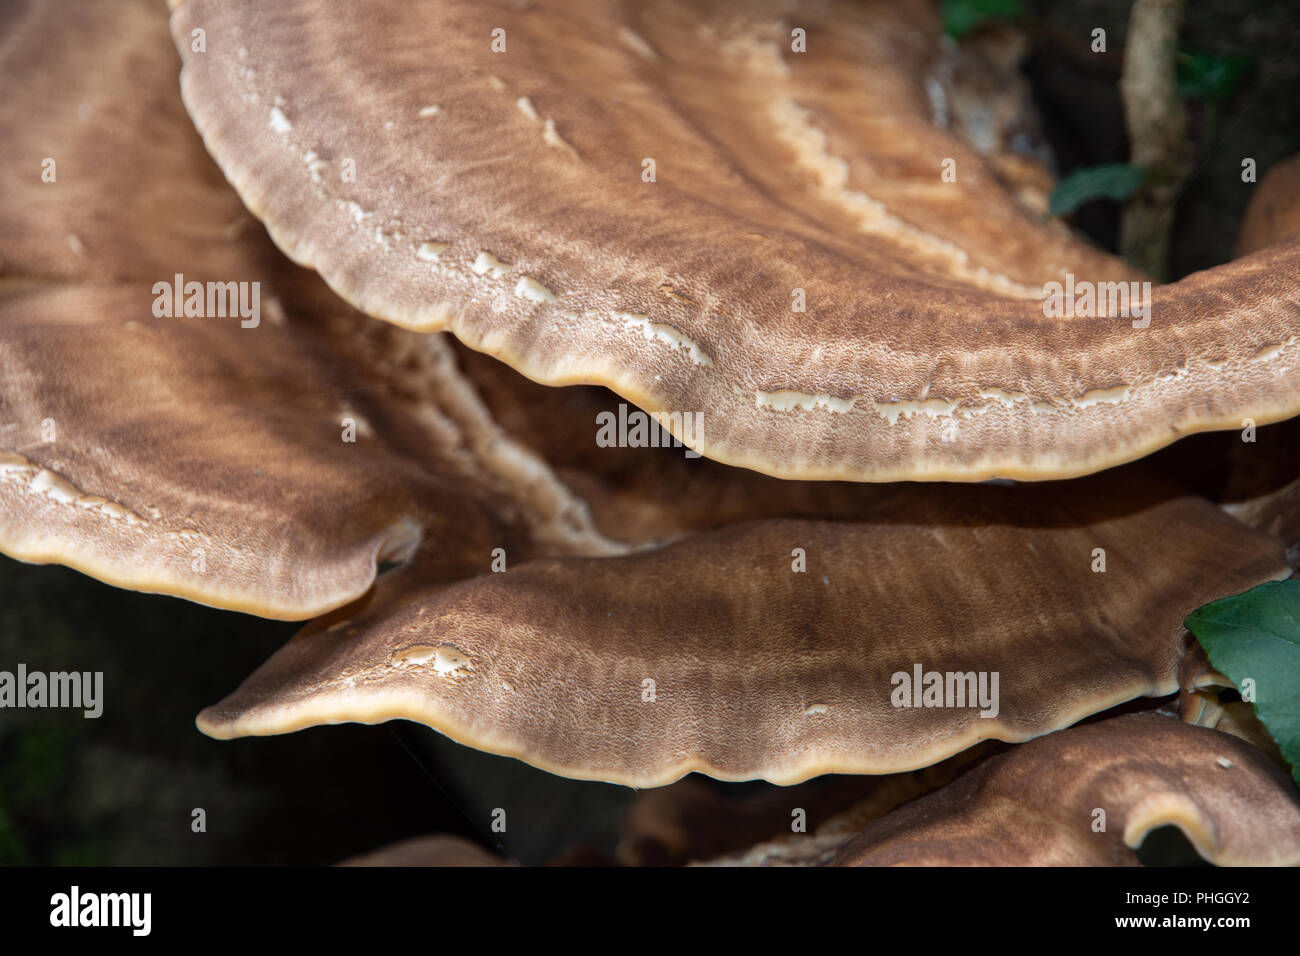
[197,476,1287,785]
[706,714,1300,866]
[1218,416,1300,564]
[4,0,1300,871]
[340,715,1300,867]
[616,746,993,867]
[0,0,619,619]
[170,0,1300,482]
[0,284,632,618]
[1238,154,1300,257]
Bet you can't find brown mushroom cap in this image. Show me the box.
[0,0,616,618]
[618,746,992,866]
[0,0,252,283]
[454,344,905,546]
[171,0,1300,482]
[1238,154,1300,257]
[1219,418,1300,563]
[0,284,620,617]
[197,475,1287,785]
[1226,483,1300,562]
[714,714,1300,866]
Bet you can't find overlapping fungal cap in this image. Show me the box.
[618,747,991,866]
[710,714,1300,866]
[1220,412,1300,563]
[0,0,253,283]
[171,0,1300,482]
[0,286,624,617]
[197,475,1288,785]
[455,345,904,546]
[0,0,616,619]
[1238,154,1300,256]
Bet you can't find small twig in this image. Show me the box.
[1119,0,1191,279]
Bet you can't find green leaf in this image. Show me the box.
[1048,164,1146,217]
[941,0,1023,40]
[1177,51,1252,102]
[1185,579,1300,786]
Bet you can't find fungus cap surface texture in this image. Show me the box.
[171,0,1300,481]
[0,0,617,618]
[198,477,1289,786]
[710,714,1300,866]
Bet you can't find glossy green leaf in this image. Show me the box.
[1185,579,1300,786]
[1049,163,1146,217]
